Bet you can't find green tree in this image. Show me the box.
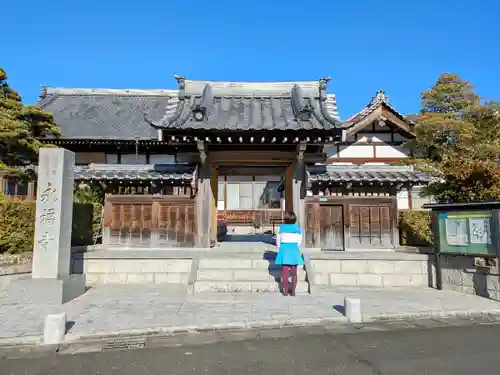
[0,68,60,177]
[412,73,500,203]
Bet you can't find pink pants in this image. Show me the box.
[281,265,298,295]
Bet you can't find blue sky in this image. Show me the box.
[3,0,499,118]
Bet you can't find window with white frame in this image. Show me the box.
[220,176,282,210]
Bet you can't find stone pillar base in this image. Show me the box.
[7,275,86,305]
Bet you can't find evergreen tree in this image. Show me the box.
[0,68,60,176]
[413,73,500,203]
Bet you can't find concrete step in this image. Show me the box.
[197,268,307,282]
[198,259,272,270]
[198,259,305,270]
[193,280,310,293]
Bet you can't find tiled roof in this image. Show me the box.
[38,78,341,139]
[146,76,342,131]
[38,88,178,140]
[307,165,431,185]
[73,164,196,182]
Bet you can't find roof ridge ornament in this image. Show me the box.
[144,75,189,130]
[372,89,389,104]
[174,75,186,90]
[193,84,214,121]
[174,75,187,100]
[316,77,343,135]
[291,84,313,120]
[319,77,331,93]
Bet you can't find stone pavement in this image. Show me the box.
[2,285,500,346]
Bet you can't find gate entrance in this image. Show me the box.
[318,205,344,250]
[349,204,393,248]
[214,166,285,246]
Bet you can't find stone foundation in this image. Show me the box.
[10,248,496,302]
[309,252,431,287]
[439,254,500,301]
[0,263,32,289]
[71,250,193,285]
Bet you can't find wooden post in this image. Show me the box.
[292,161,305,231]
[210,165,218,246]
[293,142,307,231]
[195,164,211,248]
[284,165,293,213]
[391,193,400,248]
[0,172,6,197]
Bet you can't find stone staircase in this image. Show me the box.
[193,257,310,294]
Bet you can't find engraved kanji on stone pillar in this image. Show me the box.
[32,148,75,279]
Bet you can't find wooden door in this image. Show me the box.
[349,205,392,248]
[319,205,344,250]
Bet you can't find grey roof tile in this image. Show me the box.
[142,77,343,131]
[73,164,196,181]
[38,88,177,139]
[154,96,340,131]
[38,79,342,139]
[307,165,431,184]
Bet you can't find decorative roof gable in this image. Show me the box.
[343,90,415,138]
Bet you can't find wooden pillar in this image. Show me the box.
[293,142,307,231]
[284,165,293,213]
[0,172,6,196]
[195,163,211,248]
[28,181,36,200]
[292,161,306,231]
[210,165,218,246]
[391,193,400,248]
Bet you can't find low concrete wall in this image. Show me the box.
[309,252,432,287]
[71,250,193,285]
[439,254,500,301]
[0,263,32,289]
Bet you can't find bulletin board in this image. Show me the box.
[437,211,495,255]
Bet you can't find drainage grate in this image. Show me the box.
[103,338,147,351]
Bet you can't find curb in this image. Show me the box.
[365,309,500,322]
[2,310,500,357]
[0,316,347,353]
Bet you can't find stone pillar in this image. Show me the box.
[8,148,85,305]
[32,148,75,279]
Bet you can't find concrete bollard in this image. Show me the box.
[43,312,67,345]
[344,297,362,323]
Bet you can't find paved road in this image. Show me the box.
[2,322,500,374]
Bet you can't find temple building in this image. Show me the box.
[5,75,431,251]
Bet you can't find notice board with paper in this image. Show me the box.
[437,211,495,255]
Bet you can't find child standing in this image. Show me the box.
[275,211,304,296]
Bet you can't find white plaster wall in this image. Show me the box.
[369,133,392,142]
[375,145,410,157]
[327,145,374,158]
[397,189,410,210]
[325,134,411,162]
